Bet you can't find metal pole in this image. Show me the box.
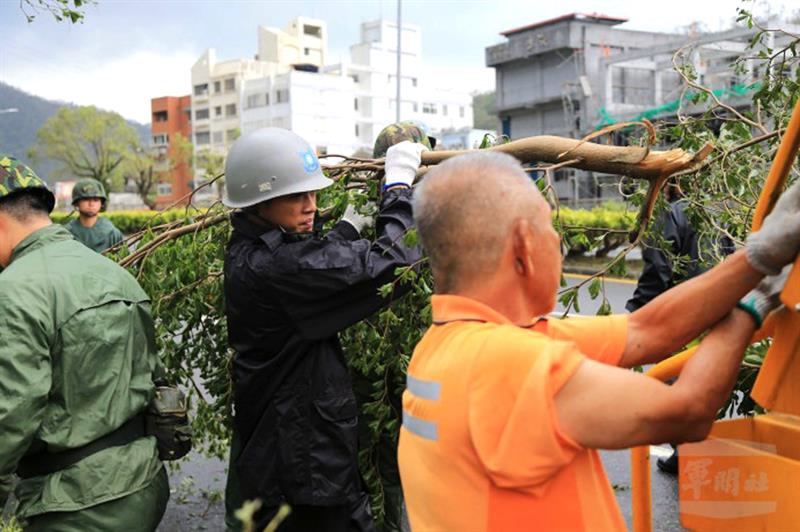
[395,0,402,123]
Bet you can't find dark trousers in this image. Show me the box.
[257,491,374,532]
[225,430,375,532]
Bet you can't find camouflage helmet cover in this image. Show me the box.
[0,155,55,213]
[373,121,436,158]
[72,178,108,209]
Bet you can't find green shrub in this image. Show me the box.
[557,205,636,257]
[51,209,200,235]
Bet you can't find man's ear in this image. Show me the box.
[511,218,535,277]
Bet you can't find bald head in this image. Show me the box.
[413,152,549,293]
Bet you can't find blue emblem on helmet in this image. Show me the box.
[299,149,320,173]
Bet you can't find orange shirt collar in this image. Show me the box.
[431,294,514,325]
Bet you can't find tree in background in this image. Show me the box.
[124,132,194,209]
[29,106,140,192]
[472,91,496,131]
[195,149,226,199]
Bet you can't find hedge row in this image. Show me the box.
[51,209,193,235]
[51,205,637,256]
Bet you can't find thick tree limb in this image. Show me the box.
[421,136,711,180]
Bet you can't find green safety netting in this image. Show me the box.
[595,82,762,129]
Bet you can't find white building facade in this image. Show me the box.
[191,17,473,159]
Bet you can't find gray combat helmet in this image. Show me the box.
[223,127,333,208]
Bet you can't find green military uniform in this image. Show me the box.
[0,157,168,531]
[66,216,124,253]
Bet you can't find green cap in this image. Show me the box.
[0,154,55,213]
[373,121,436,158]
[72,178,108,210]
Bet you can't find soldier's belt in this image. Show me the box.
[17,413,146,479]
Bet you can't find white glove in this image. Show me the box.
[739,264,792,327]
[384,140,427,189]
[746,179,800,275]
[342,202,375,234]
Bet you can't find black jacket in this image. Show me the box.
[224,188,420,506]
[626,200,734,312]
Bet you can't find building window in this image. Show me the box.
[355,124,360,137]
[214,80,221,93]
[265,93,270,105]
[442,104,448,116]
[411,77,417,87]
[195,131,210,145]
[226,129,239,142]
[152,134,168,145]
[212,131,223,144]
[193,83,208,97]
[413,102,418,112]
[224,78,236,92]
[195,108,209,120]
[246,94,262,109]
[153,110,168,122]
[354,98,359,111]
[157,183,173,196]
[304,47,310,56]
[214,106,222,117]
[276,89,289,104]
[423,102,437,114]
[225,103,237,117]
[460,106,465,118]
[350,74,359,84]
[303,24,322,38]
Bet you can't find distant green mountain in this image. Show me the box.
[0,81,150,182]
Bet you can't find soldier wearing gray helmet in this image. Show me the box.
[222,127,425,531]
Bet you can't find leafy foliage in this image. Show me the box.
[19,0,93,24]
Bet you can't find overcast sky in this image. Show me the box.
[1,0,795,123]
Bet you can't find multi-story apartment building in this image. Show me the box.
[187,16,472,164]
[486,13,679,203]
[190,17,328,162]
[324,20,473,150]
[241,70,359,155]
[238,19,473,155]
[486,13,800,204]
[150,95,192,206]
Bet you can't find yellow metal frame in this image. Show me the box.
[631,97,800,532]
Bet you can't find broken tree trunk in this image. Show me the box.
[418,135,713,241]
[421,135,711,180]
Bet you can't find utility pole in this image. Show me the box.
[396,0,402,123]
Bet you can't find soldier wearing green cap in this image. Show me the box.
[66,177,124,253]
[372,120,436,159]
[0,155,168,531]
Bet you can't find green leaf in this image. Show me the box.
[588,278,601,300]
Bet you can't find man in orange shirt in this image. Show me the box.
[398,152,799,530]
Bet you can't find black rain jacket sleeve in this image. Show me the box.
[223,188,421,507]
[625,199,733,312]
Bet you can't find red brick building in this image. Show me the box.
[151,95,192,207]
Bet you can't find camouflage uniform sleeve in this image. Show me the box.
[0,287,51,494]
